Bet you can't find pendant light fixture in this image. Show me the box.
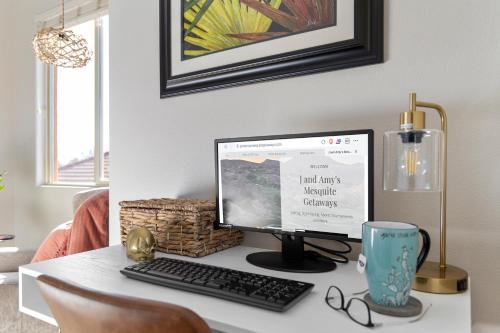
[33,0,92,68]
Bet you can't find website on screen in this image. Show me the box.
[217,134,369,239]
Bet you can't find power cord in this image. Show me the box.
[271,234,351,264]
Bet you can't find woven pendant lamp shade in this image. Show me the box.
[33,27,92,68]
[32,0,92,68]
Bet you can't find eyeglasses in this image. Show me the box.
[325,286,375,328]
[325,286,432,328]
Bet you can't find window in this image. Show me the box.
[43,15,109,186]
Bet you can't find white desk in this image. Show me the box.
[19,245,471,333]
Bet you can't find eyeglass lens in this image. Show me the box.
[326,286,372,327]
[346,298,371,326]
[326,286,343,310]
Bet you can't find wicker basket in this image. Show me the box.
[120,198,244,258]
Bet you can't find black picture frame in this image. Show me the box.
[160,0,383,98]
[213,129,374,243]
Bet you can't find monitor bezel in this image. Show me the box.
[214,129,374,243]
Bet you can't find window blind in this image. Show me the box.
[36,0,108,29]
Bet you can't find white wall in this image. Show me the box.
[1,0,84,250]
[0,0,16,243]
[110,0,500,329]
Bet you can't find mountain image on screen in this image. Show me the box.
[221,159,281,228]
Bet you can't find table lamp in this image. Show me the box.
[383,92,468,294]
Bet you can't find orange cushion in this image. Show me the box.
[31,190,109,263]
[67,190,109,255]
[31,222,72,263]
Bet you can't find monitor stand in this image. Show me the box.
[246,235,337,273]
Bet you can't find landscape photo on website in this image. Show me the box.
[218,134,368,238]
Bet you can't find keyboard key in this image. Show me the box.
[192,279,207,286]
[149,270,185,281]
[206,280,228,289]
[250,292,268,301]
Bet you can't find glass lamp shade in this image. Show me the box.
[384,129,444,192]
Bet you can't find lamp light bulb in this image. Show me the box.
[403,143,420,176]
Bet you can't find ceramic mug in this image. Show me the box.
[362,221,430,307]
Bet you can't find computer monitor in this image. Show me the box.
[215,130,374,273]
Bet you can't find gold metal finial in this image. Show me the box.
[409,92,417,112]
[400,92,425,130]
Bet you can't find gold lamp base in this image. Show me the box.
[413,261,468,294]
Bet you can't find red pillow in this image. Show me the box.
[31,222,72,263]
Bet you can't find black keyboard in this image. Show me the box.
[120,257,314,312]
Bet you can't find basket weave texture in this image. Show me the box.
[120,198,244,258]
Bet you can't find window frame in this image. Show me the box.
[42,15,109,187]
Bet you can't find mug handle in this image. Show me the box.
[417,229,431,272]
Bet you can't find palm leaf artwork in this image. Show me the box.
[184,0,215,38]
[183,0,282,58]
[239,0,336,32]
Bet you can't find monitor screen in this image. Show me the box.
[215,130,373,240]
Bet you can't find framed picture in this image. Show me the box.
[160,0,383,98]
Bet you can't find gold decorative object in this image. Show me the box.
[384,92,468,294]
[126,227,157,262]
[32,0,92,68]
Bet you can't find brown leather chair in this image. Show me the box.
[36,275,212,333]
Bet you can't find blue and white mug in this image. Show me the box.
[362,221,430,307]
